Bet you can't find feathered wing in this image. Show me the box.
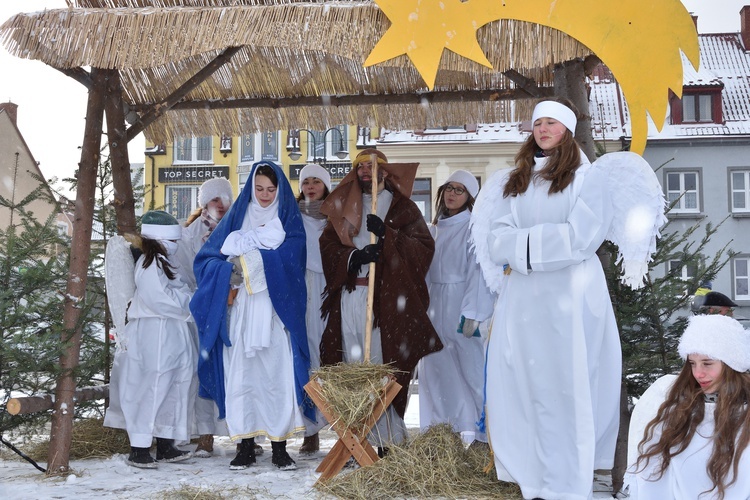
[104,235,136,352]
[469,169,509,294]
[627,374,677,468]
[594,152,667,289]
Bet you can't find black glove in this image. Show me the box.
[348,244,381,274]
[366,214,386,238]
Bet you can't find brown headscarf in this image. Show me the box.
[320,149,419,247]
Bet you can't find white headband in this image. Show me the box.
[678,314,750,372]
[141,223,182,241]
[444,170,479,198]
[531,101,578,134]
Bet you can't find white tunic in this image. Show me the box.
[222,207,304,441]
[174,216,227,437]
[418,210,495,437]
[485,158,621,500]
[302,213,328,435]
[104,255,197,448]
[624,379,750,499]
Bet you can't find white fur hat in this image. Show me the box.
[444,170,479,198]
[298,163,332,192]
[531,100,578,134]
[678,314,750,372]
[198,177,233,208]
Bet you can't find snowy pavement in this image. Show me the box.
[1,394,616,499]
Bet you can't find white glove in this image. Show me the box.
[461,318,480,338]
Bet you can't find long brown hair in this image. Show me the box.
[140,236,177,281]
[432,183,475,225]
[635,362,750,499]
[503,97,582,198]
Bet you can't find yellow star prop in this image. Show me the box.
[366,0,700,154]
[365,0,493,91]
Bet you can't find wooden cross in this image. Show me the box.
[304,375,402,483]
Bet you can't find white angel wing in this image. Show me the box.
[470,169,510,294]
[594,152,667,289]
[627,374,677,468]
[104,235,136,351]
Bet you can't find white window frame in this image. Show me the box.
[682,94,713,123]
[173,136,213,164]
[730,169,750,214]
[669,260,697,281]
[165,185,200,221]
[734,256,750,301]
[665,170,700,214]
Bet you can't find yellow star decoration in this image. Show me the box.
[365,0,700,154]
[365,0,494,90]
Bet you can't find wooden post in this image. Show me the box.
[47,68,106,475]
[363,153,378,362]
[553,58,597,162]
[103,69,137,235]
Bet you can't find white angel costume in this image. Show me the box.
[219,188,305,441]
[418,209,495,437]
[104,251,197,448]
[471,147,666,500]
[624,375,750,499]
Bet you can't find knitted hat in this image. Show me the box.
[198,177,233,208]
[141,210,182,240]
[444,170,479,198]
[298,163,332,192]
[678,314,750,372]
[531,100,578,134]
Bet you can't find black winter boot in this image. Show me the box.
[230,438,256,470]
[271,440,297,470]
[127,446,157,469]
[155,438,191,462]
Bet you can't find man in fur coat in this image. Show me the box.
[319,149,442,450]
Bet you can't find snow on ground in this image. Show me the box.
[0,394,614,499]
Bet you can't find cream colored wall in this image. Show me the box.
[0,112,57,230]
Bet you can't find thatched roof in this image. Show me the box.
[0,0,592,142]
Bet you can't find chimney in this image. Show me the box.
[0,102,18,126]
[742,5,750,50]
[691,14,698,30]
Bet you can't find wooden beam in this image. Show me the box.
[135,87,553,112]
[502,69,546,98]
[7,386,109,416]
[55,66,93,90]
[126,46,243,142]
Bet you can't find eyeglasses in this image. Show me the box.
[443,184,466,195]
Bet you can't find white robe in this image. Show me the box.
[485,157,621,500]
[174,216,227,437]
[221,206,304,441]
[301,213,327,435]
[624,381,750,499]
[418,209,495,437]
[104,255,197,448]
[340,189,408,446]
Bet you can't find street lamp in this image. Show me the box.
[287,127,348,163]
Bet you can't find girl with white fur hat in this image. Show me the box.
[295,163,332,454]
[417,170,494,445]
[626,314,750,499]
[173,176,234,458]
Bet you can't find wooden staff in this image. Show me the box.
[364,152,379,362]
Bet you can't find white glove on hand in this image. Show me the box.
[461,318,480,338]
[229,256,244,287]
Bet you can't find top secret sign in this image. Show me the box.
[158,166,229,183]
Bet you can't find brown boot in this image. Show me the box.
[299,433,319,455]
[194,434,214,458]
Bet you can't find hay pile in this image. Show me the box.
[311,363,398,437]
[29,418,130,461]
[316,423,523,500]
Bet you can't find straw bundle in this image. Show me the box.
[316,423,523,500]
[28,418,130,461]
[311,362,398,437]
